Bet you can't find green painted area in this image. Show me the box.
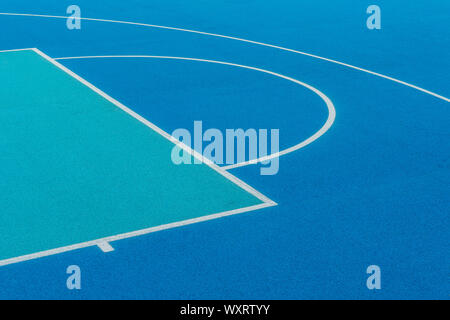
[0,50,262,261]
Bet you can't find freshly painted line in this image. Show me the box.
[97,242,115,253]
[0,202,273,266]
[0,48,277,267]
[54,55,336,168]
[0,12,448,103]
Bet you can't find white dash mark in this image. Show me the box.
[97,242,115,253]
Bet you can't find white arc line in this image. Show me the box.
[53,55,336,169]
[0,12,449,103]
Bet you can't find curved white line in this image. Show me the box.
[0,12,449,103]
[54,55,336,169]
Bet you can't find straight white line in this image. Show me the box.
[0,12,448,103]
[54,55,336,169]
[0,48,34,53]
[97,242,114,253]
[31,49,274,205]
[0,202,274,267]
[0,48,276,267]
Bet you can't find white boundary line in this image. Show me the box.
[0,12,448,104]
[54,55,336,170]
[0,203,272,267]
[0,47,34,53]
[0,48,276,267]
[32,49,274,204]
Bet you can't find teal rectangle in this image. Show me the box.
[0,49,264,262]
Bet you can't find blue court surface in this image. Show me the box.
[0,1,448,299]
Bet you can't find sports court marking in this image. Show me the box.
[97,242,115,253]
[32,49,274,204]
[1,11,447,267]
[0,48,276,267]
[0,12,448,104]
[54,55,336,170]
[0,12,448,169]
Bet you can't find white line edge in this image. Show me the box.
[97,242,115,253]
[0,48,35,53]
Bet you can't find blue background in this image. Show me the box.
[0,0,448,299]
